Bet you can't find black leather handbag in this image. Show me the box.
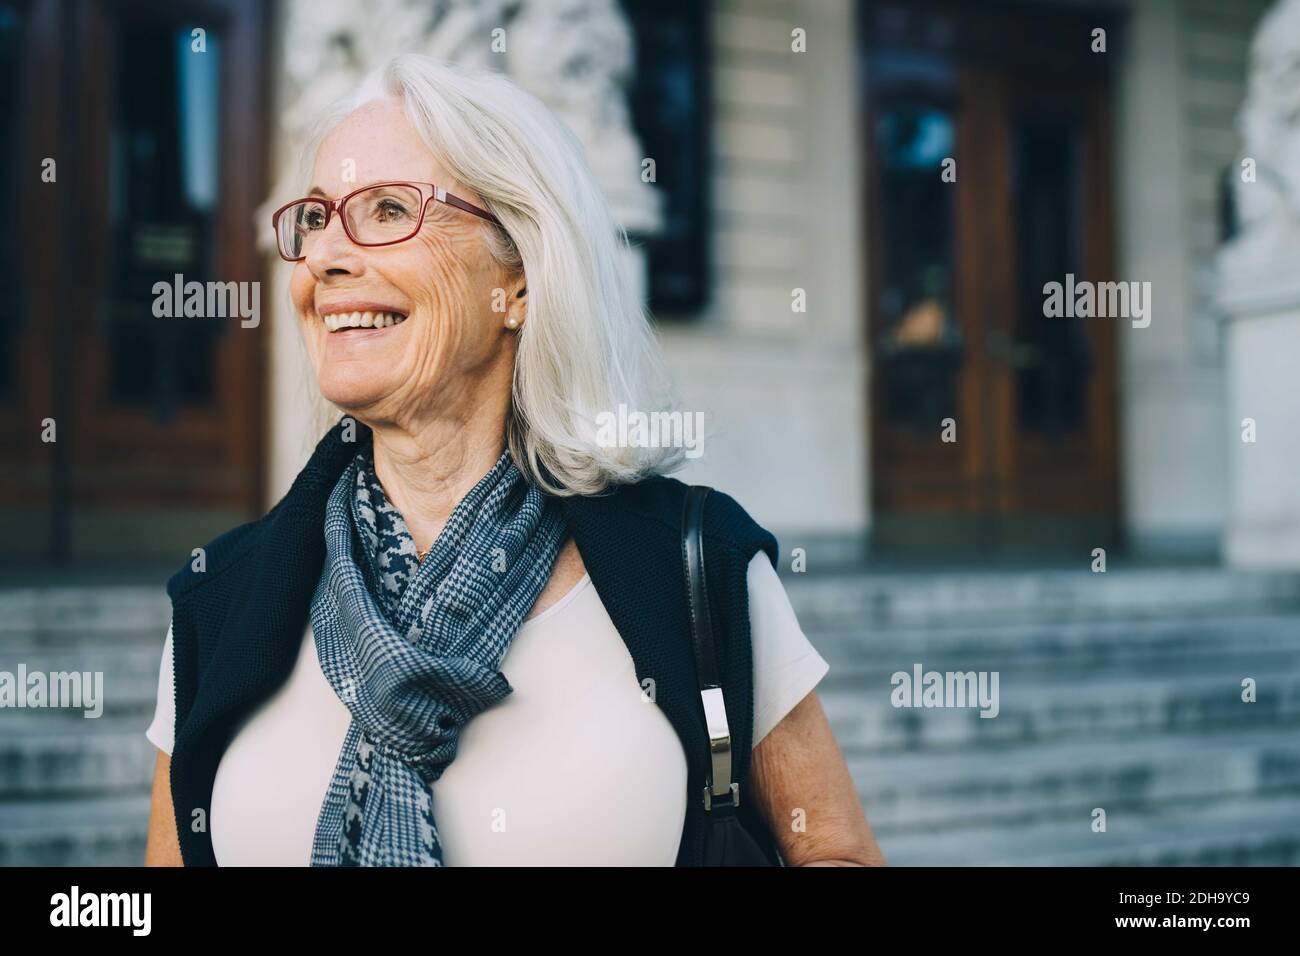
[681,485,784,866]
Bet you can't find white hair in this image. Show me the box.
[297,54,684,495]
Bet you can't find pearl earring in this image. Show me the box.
[506,316,519,329]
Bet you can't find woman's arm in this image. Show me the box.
[749,690,886,866]
[144,750,184,866]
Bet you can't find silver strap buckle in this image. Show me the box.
[700,686,739,809]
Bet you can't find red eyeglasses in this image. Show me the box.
[271,181,501,262]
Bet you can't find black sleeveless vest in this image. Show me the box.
[164,419,779,866]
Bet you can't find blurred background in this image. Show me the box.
[3,0,1300,865]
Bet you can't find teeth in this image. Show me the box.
[323,311,407,332]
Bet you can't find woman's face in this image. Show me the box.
[292,98,520,428]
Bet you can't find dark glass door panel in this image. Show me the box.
[109,19,224,414]
[875,104,963,434]
[1012,112,1091,439]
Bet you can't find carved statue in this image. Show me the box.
[1235,0,1300,239]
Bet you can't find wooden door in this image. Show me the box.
[863,0,1121,556]
[0,0,269,563]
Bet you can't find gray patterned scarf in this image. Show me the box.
[309,443,567,866]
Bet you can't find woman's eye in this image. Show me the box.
[375,199,410,221]
[301,210,326,230]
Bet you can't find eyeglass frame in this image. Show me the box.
[270,180,502,262]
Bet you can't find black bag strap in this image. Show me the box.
[681,485,739,811]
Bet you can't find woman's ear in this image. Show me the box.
[504,275,527,331]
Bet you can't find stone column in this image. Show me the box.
[257,0,661,501]
[1216,0,1300,568]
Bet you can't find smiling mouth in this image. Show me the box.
[322,310,408,333]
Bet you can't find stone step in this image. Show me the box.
[0,716,157,799]
[876,792,1300,866]
[819,668,1300,751]
[783,568,1300,630]
[847,725,1300,830]
[0,794,150,867]
[0,587,170,646]
[803,612,1300,673]
[815,641,1300,694]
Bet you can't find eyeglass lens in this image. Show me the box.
[277,183,426,259]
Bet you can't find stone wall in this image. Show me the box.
[659,0,868,560]
[1115,0,1271,558]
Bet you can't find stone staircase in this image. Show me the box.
[783,566,1300,865]
[2,566,1299,866]
[0,586,170,866]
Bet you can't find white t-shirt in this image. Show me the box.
[146,552,828,866]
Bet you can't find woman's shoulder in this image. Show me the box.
[561,473,778,563]
[164,500,285,601]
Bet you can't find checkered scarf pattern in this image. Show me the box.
[309,445,566,866]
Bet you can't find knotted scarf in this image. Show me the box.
[309,444,567,866]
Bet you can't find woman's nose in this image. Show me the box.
[304,214,366,279]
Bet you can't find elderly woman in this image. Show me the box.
[142,55,883,867]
